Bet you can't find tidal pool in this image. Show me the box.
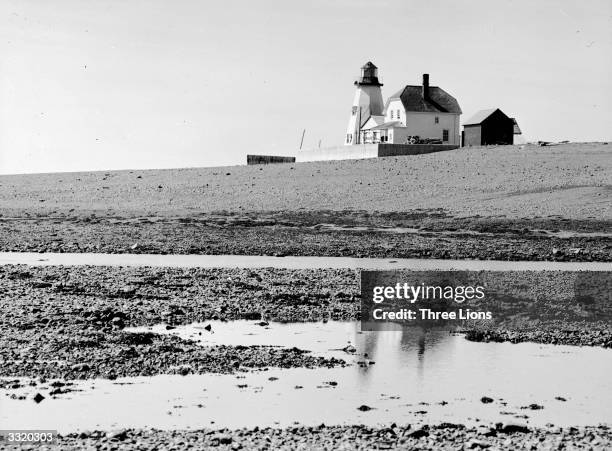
[1,321,611,433]
[1,251,611,271]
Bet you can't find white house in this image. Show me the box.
[345,62,462,146]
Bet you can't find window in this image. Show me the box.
[442,129,449,142]
[352,106,358,116]
[346,134,352,143]
[396,110,400,118]
[435,116,439,124]
[390,110,394,119]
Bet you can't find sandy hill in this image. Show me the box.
[1,143,610,219]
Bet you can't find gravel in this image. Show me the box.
[1,212,611,261]
[4,424,611,450]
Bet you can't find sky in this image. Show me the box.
[0,0,611,174]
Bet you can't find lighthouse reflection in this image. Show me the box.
[353,322,451,386]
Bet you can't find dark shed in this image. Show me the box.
[462,108,514,146]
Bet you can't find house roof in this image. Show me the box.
[367,121,404,131]
[359,108,372,127]
[463,108,499,126]
[387,85,462,115]
[362,61,377,69]
[361,115,385,130]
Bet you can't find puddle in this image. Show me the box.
[1,252,610,271]
[126,321,363,356]
[312,223,612,239]
[2,321,611,433]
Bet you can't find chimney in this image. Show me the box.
[422,74,429,100]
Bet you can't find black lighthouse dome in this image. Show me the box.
[355,61,383,87]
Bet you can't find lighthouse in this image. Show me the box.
[344,61,384,145]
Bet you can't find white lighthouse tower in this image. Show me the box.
[344,61,384,145]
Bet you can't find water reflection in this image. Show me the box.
[353,324,433,385]
[2,321,611,433]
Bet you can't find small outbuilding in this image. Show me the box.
[462,108,514,146]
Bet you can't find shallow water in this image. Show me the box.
[2,321,611,433]
[314,223,612,239]
[1,252,611,271]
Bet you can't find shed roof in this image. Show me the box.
[387,85,462,114]
[463,108,500,126]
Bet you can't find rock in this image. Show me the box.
[33,393,45,403]
[343,344,357,353]
[109,430,128,441]
[242,312,261,320]
[555,396,567,401]
[480,396,494,404]
[71,363,90,372]
[204,324,212,332]
[212,433,232,445]
[357,405,373,411]
[497,422,530,434]
[476,425,497,437]
[521,403,544,410]
[406,428,429,439]
[31,281,53,288]
[466,438,491,448]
